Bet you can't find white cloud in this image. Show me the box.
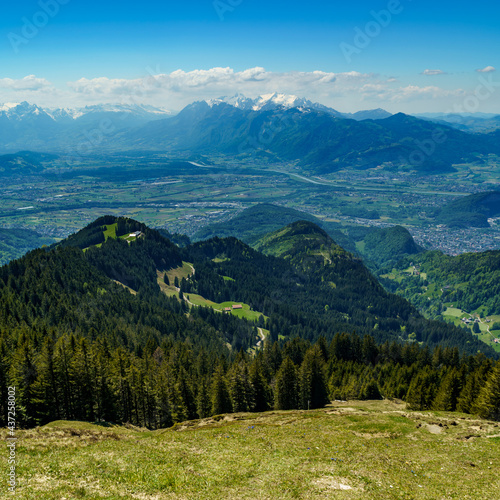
[393,85,464,101]
[0,75,52,91]
[62,68,478,113]
[422,69,446,76]
[1,67,488,114]
[66,67,374,108]
[68,76,146,95]
[360,84,465,103]
[476,66,495,73]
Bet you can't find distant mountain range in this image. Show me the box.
[415,112,500,132]
[0,101,171,122]
[125,102,500,173]
[0,101,171,151]
[1,95,500,174]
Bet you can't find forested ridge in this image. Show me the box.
[0,228,55,267]
[0,216,499,429]
[436,190,500,228]
[383,250,500,317]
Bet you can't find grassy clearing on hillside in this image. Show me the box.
[165,262,194,285]
[217,302,267,322]
[185,295,267,322]
[112,280,137,295]
[159,265,268,323]
[441,308,500,351]
[86,223,136,251]
[186,293,218,308]
[103,224,117,240]
[2,400,499,499]
[442,307,463,318]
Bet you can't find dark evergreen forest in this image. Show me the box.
[1,217,498,429]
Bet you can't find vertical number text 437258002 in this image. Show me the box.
[7,387,16,494]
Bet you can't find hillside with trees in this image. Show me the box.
[436,191,500,228]
[381,249,500,318]
[192,203,323,244]
[0,228,56,266]
[0,216,498,430]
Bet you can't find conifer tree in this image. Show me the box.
[456,359,492,414]
[169,382,189,423]
[154,362,173,428]
[406,367,438,411]
[69,337,95,422]
[249,359,271,412]
[230,363,254,413]
[196,379,211,419]
[298,346,329,409]
[360,378,382,400]
[432,368,462,412]
[210,366,232,415]
[9,338,38,427]
[0,339,9,427]
[31,336,61,425]
[274,357,298,410]
[362,335,379,365]
[176,368,196,420]
[93,342,118,422]
[476,362,500,421]
[53,335,75,419]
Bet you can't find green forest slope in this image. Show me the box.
[1,216,498,432]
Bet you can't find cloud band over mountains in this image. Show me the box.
[0,67,496,113]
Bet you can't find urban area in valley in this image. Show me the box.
[2,152,500,255]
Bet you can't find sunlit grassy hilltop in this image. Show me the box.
[3,400,499,499]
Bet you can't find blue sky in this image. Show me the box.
[0,0,499,112]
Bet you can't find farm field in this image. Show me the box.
[2,400,499,499]
[440,308,500,352]
[2,153,500,256]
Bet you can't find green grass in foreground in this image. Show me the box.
[2,400,499,499]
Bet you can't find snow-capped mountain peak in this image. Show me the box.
[253,93,304,110]
[0,102,172,122]
[0,102,21,112]
[204,93,342,116]
[0,101,54,121]
[205,93,255,109]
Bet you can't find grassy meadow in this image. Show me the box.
[158,264,269,323]
[2,400,499,499]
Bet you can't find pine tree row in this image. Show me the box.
[1,332,498,429]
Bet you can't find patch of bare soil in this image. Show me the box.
[314,476,355,491]
[424,424,443,434]
[352,431,398,439]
